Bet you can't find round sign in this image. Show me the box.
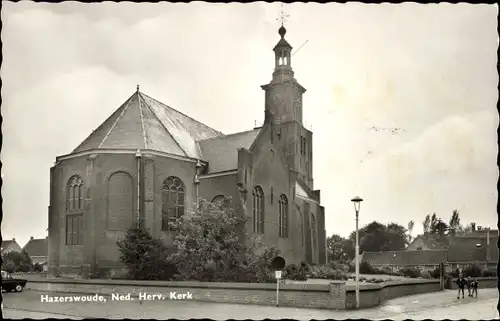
[271,256,286,270]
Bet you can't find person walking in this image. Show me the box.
[471,277,479,298]
[456,275,466,299]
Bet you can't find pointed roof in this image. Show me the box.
[23,237,48,257]
[73,90,224,159]
[198,129,260,173]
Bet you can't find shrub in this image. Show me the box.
[359,261,377,274]
[116,220,177,281]
[2,260,16,273]
[448,270,459,278]
[482,270,496,277]
[421,271,431,279]
[399,267,421,278]
[463,264,482,278]
[348,264,355,273]
[284,263,308,281]
[33,263,43,272]
[308,265,348,280]
[430,267,441,279]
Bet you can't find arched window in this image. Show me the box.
[252,186,265,234]
[66,175,84,245]
[278,194,288,238]
[211,195,230,208]
[297,205,304,246]
[311,213,317,254]
[162,176,185,230]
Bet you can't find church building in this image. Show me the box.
[47,26,327,278]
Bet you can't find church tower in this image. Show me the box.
[261,24,314,189]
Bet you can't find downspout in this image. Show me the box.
[195,159,202,208]
[135,149,142,228]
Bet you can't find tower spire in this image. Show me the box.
[272,4,293,80]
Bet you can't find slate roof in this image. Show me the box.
[72,91,224,159]
[363,250,448,266]
[447,236,498,263]
[23,238,48,257]
[417,235,449,250]
[1,239,22,253]
[197,129,261,173]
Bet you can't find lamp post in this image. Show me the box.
[351,196,363,309]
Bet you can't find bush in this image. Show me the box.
[448,270,459,278]
[2,260,16,273]
[482,270,496,277]
[430,267,441,279]
[463,264,482,278]
[359,261,377,274]
[399,267,421,278]
[33,263,43,272]
[348,264,355,273]
[308,265,349,280]
[421,271,431,279]
[284,263,308,281]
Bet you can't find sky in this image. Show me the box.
[1,2,498,247]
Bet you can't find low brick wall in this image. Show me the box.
[446,277,497,290]
[24,277,346,310]
[345,279,441,309]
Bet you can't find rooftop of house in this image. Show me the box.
[22,237,48,257]
[1,239,21,252]
[362,249,449,266]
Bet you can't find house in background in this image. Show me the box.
[23,237,48,265]
[359,250,449,273]
[1,239,22,255]
[360,224,498,273]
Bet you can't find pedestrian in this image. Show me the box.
[456,275,466,299]
[467,276,473,297]
[471,277,479,298]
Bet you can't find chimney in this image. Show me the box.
[471,223,476,232]
[30,236,34,241]
[12,238,15,241]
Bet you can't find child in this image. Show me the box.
[467,276,473,297]
[456,275,466,299]
[471,277,478,298]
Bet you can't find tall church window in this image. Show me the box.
[211,195,229,208]
[300,136,306,155]
[162,176,185,230]
[278,195,289,238]
[297,206,304,245]
[66,175,84,245]
[311,213,317,254]
[252,186,265,234]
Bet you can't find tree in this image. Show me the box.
[349,221,407,253]
[168,198,279,282]
[423,215,431,233]
[2,250,32,272]
[449,210,462,231]
[407,220,415,243]
[327,234,354,262]
[116,219,176,280]
[431,219,448,236]
[430,213,438,232]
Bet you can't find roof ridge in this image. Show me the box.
[198,128,259,142]
[137,92,148,149]
[138,93,188,157]
[140,92,224,136]
[98,93,136,148]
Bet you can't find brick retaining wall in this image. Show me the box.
[21,275,447,310]
[345,279,441,309]
[24,277,346,310]
[446,277,497,290]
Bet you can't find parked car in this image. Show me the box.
[1,270,27,292]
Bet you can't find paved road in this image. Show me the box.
[3,288,498,320]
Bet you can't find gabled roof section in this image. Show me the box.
[198,128,260,173]
[23,238,48,257]
[72,90,224,159]
[362,250,448,266]
[1,239,22,253]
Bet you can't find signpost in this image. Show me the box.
[271,256,286,307]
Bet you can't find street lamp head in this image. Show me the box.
[351,196,363,212]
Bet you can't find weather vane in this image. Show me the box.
[276,4,290,27]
